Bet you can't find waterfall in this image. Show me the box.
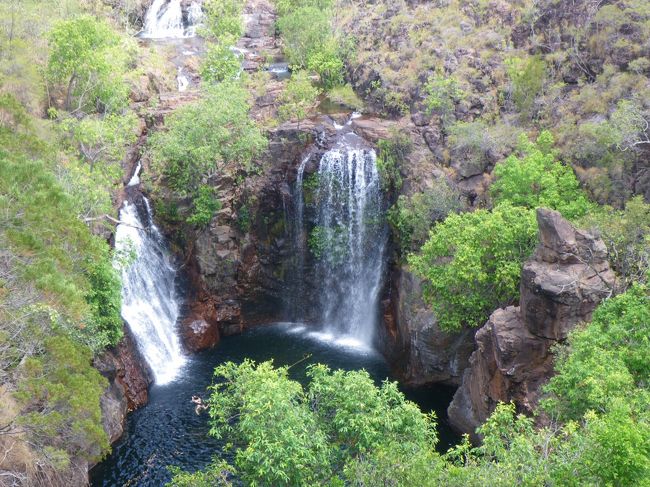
[141,0,203,39]
[115,198,185,384]
[293,143,387,346]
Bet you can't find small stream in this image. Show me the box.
[90,324,458,486]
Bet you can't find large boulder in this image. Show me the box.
[448,209,616,439]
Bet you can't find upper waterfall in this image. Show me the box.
[141,0,203,39]
[115,198,185,384]
[292,139,388,347]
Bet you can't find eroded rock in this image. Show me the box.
[448,209,616,439]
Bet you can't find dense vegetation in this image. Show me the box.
[170,284,650,486]
[0,2,158,483]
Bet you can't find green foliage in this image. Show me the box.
[277,71,321,122]
[15,329,109,465]
[167,461,234,487]
[579,196,650,288]
[376,131,411,192]
[610,99,650,152]
[409,204,538,331]
[202,0,245,43]
[187,185,222,227]
[201,44,241,84]
[490,131,594,220]
[387,179,462,254]
[186,360,441,486]
[308,225,348,263]
[200,0,245,89]
[84,256,123,348]
[544,285,650,420]
[424,70,464,123]
[505,55,546,119]
[150,82,266,224]
[306,42,345,89]
[47,15,133,113]
[58,111,138,178]
[276,2,344,89]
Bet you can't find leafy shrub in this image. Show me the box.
[276,2,344,89]
[579,196,649,289]
[47,16,132,113]
[15,329,109,465]
[424,71,464,123]
[201,44,241,84]
[187,185,222,227]
[505,55,546,119]
[277,71,321,122]
[543,284,650,421]
[376,130,412,192]
[202,0,245,43]
[490,131,594,220]
[409,204,538,331]
[150,82,266,225]
[388,179,462,254]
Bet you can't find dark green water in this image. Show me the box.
[90,323,458,486]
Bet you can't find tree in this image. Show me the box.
[490,131,594,220]
[149,82,267,225]
[408,204,538,331]
[170,360,444,486]
[611,99,650,152]
[387,179,462,254]
[277,70,321,122]
[47,16,132,113]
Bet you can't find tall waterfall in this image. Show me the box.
[293,143,388,346]
[141,0,203,39]
[115,198,185,384]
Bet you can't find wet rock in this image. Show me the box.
[181,317,220,351]
[386,268,476,386]
[95,330,152,445]
[448,209,616,439]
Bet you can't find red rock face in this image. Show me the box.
[95,330,153,447]
[448,209,616,440]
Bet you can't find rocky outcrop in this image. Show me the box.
[385,268,476,386]
[448,208,616,438]
[95,331,152,444]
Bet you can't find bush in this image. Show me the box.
[387,179,462,254]
[543,284,650,421]
[376,130,412,192]
[150,82,266,225]
[490,131,594,220]
[47,16,132,113]
[201,44,241,84]
[579,196,650,289]
[408,204,538,331]
[277,71,321,122]
[424,71,464,123]
[505,55,546,119]
[187,185,222,227]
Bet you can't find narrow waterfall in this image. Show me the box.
[141,0,203,39]
[293,144,388,346]
[115,198,185,384]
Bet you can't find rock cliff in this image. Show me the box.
[448,208,616,438]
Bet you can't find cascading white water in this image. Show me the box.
[177,67,189,92]
[141,0,184,38]
[115,198,186,384]
[141,0,203,39]
[293,141,387,346]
